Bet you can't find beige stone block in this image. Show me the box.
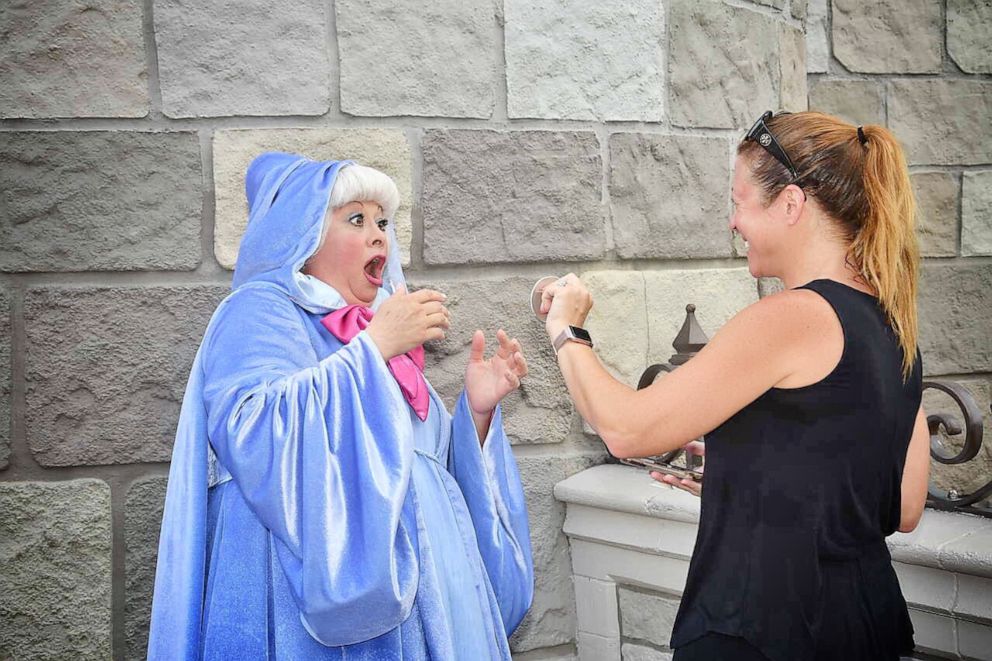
[213,129,413,269]
[643,268,758,367]
[581,271,648,387]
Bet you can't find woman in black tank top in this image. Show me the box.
[539,111,929,661]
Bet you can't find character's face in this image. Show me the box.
[304,200,390,306]
[730,155,788,279]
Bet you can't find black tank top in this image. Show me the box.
[670,279,923,661]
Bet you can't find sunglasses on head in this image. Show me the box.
[745,111,800,182]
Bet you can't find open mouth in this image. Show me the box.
[363,255,385,285]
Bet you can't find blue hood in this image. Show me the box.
[231,152,404,313]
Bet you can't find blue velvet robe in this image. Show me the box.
[148,154,534,659]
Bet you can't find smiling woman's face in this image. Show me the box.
[303,200,391,306]
[730,155,781,278]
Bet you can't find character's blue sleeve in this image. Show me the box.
[448,393,535,634]
[201,286,419,646]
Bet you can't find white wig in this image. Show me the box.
[328,164,400,220]
[309,162,406,303]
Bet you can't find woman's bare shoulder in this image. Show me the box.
[726,288,838,341]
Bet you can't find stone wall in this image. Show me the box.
[0,1,989,660]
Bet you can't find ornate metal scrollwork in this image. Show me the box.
[616,304,709,468]
[924,379,991,516]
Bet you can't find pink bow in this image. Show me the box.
[321,305,429,421]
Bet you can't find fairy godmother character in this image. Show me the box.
[148,154,534,659]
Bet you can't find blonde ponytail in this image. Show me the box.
[848,126,919,379]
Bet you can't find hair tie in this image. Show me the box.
[857,126,867,146]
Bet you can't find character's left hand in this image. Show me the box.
[465,329,529,416]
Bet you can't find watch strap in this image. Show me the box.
[553,326,593,354]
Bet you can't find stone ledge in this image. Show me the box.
[557,464,992,660]
[555,464,700,525]
[557,464,992,580]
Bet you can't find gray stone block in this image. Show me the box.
[618,586,680,648]
[154,0,330,118]
[832,0,941,74]
[806,0,830,74]
[0,0,147,118]
[808,80,884,127]
[947,0,992,74]
[24,285,228,466]
[779,23,808,113]
[918,263,992,375]
[422,130,605,265]
[668,1,804,129]
[337,0,495,118]
[0,288,8,470]
[0,131,202,272]
[609,133,732,259]
[412,276,572,446]
[622,643,673,661]
[889,81,992,166]
[511,453,601,652]
[125,476,168,660]
[913,172,959,258]
[791,0,808,22]
[962,171,992,257]
[505,0,664,121]
[0,479,112,658]
[213,128,414,269]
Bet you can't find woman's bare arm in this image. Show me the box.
[555,289,840,458]
[899,406,930,533]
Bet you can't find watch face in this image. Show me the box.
[569,326,592,342]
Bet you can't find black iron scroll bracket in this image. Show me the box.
[924,379,991,517]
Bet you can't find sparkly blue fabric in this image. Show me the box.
[148,154,534,659]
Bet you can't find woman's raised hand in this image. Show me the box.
[465,329,529,417]
[540,273,593,339]
[366,286,450,360]
[650,441,705,497]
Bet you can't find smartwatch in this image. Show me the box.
[552,326,593,354]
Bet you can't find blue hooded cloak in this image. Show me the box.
[147,153,534,659]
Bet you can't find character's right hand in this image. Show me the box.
[366,286,450,360]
